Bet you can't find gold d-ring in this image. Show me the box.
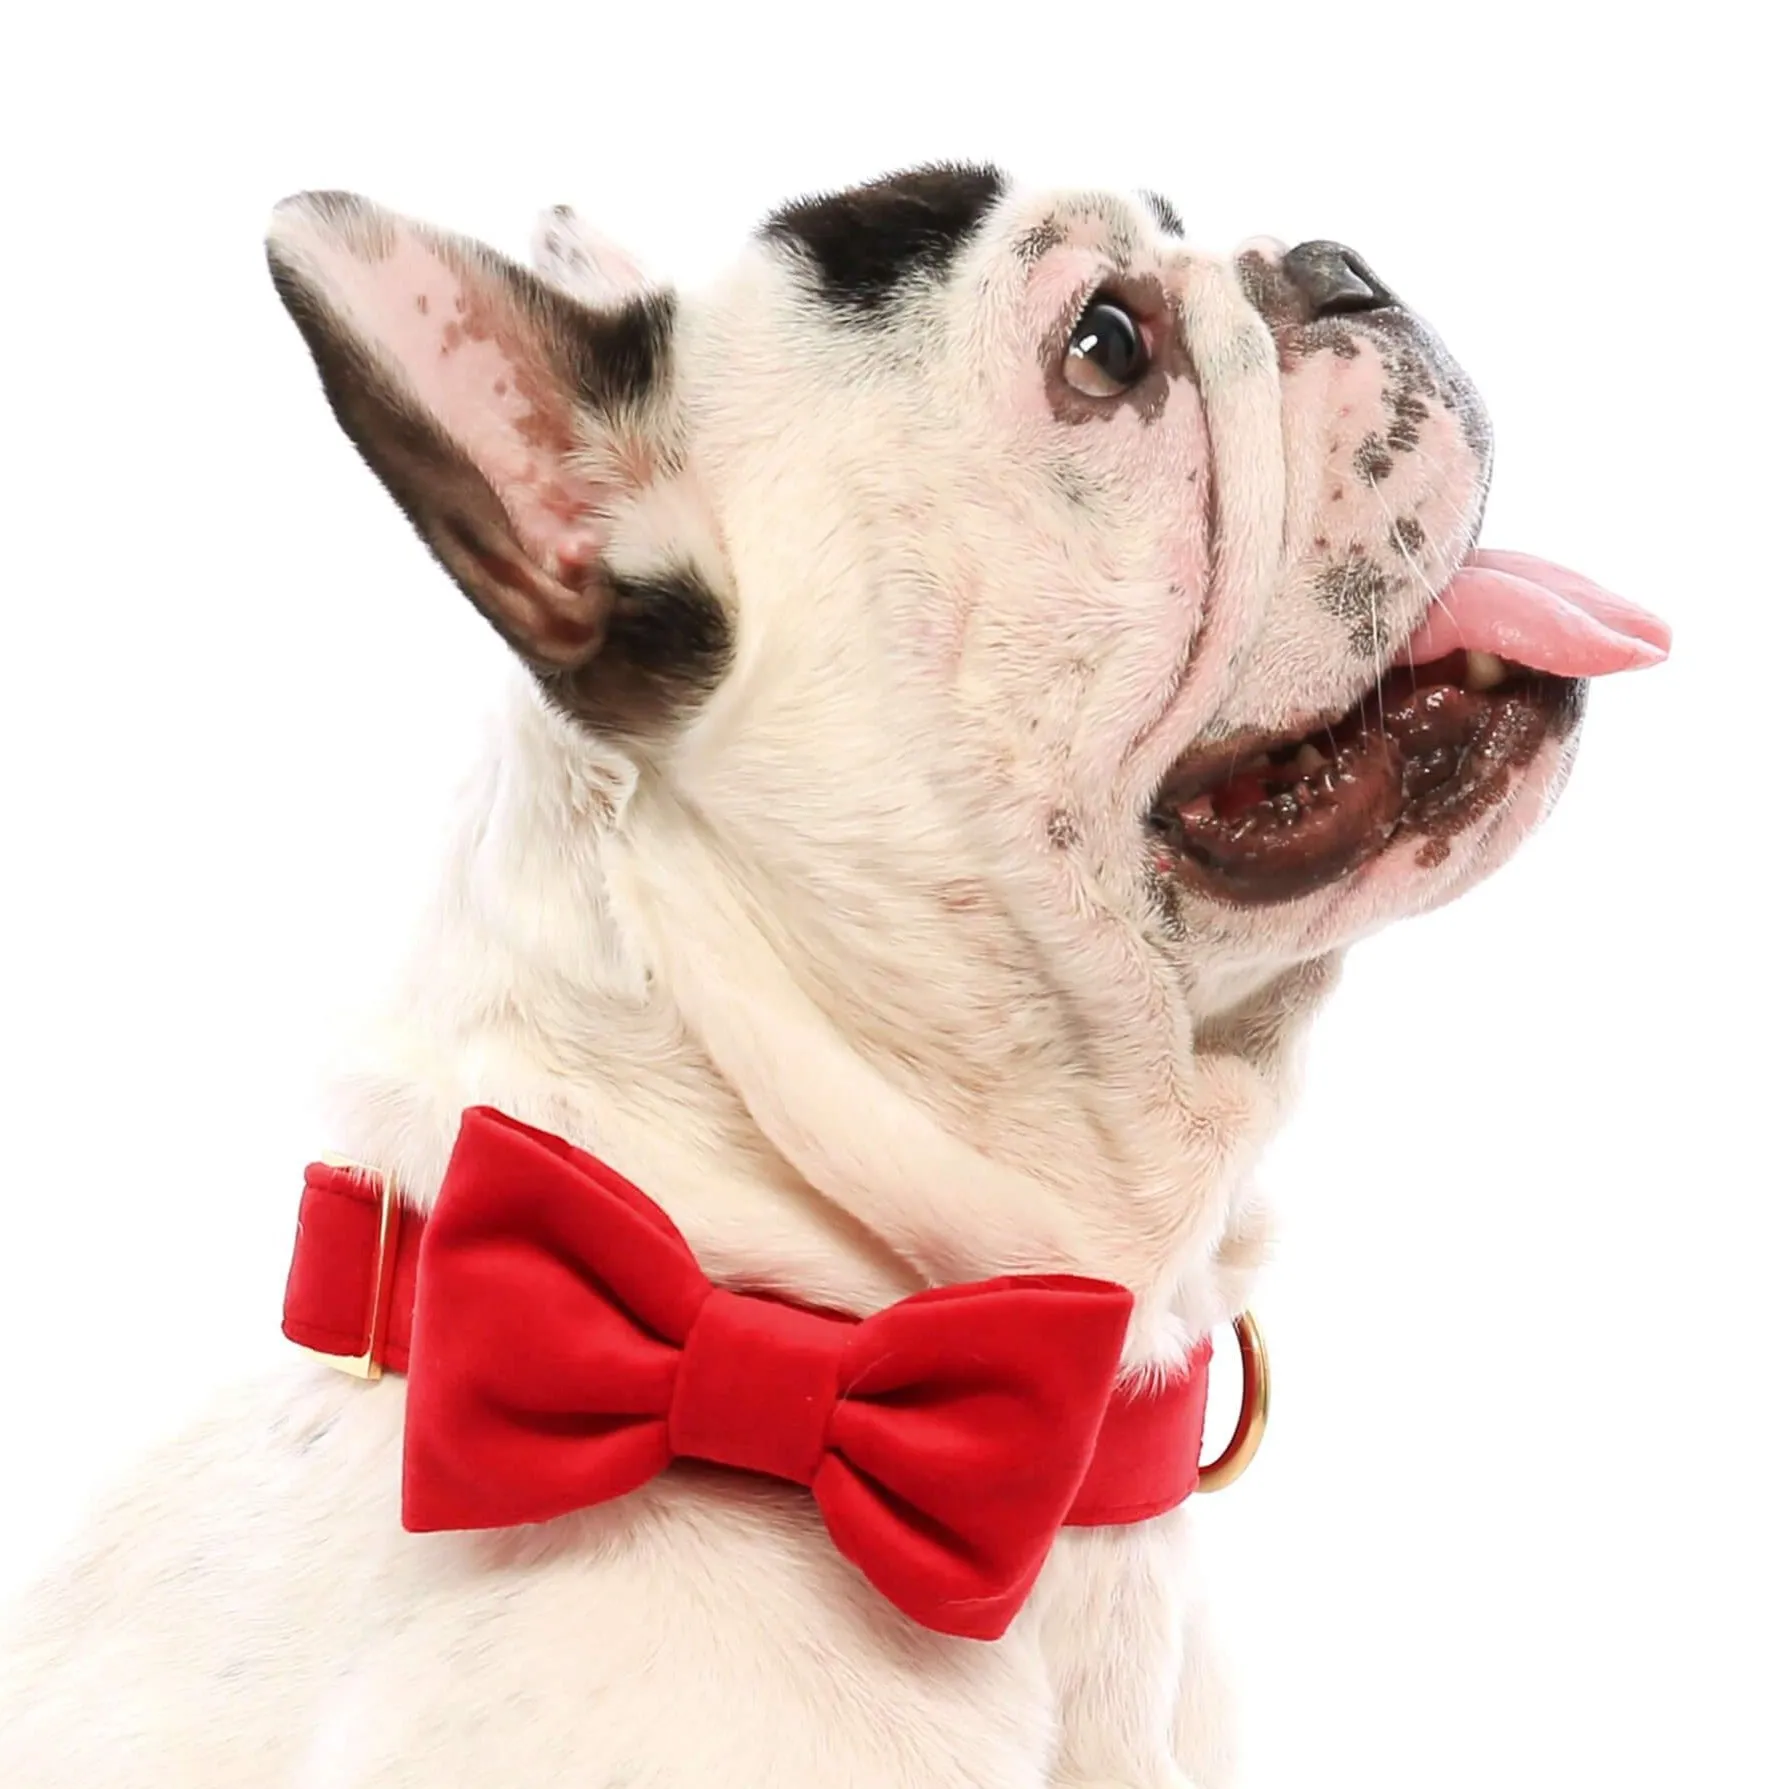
[1194,1312,1270,1493]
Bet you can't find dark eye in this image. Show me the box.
[1063,299,1149,397]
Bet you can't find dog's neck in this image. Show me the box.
[323,679,1340,1365]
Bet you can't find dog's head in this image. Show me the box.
[267,168,1667,1181]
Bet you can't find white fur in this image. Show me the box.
[0,175,1582,1786]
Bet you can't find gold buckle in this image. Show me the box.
[297,1152,399,1382]
[1194,1311,1270,1493]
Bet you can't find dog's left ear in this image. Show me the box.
[266,192,725,715]
[531,205,651,308]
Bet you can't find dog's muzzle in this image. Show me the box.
[1279,240,1401,316]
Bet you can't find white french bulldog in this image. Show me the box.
[0,166,1669,1787]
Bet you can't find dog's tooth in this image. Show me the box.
[1465,651,1509,691]
[1293,743,1328,776]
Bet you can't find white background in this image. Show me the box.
[2,5,1783,1785]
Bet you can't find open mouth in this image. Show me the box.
[1149,549,1672,906]
[1151,654,1576,903]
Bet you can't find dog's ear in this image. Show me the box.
[266,192,692,683]
[531,205,651,309]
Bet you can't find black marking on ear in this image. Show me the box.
[269,228,709,735]
[548,564,734,740]
[565,291,677,411]
[1141,190,1186,237]
[763,163,1007,317]
[480,248,676,412]
[604,566,732,684]
[266,250,599,668]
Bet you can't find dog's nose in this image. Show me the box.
[1281,241,1398,316]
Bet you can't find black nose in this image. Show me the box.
[1282,241,1398,317]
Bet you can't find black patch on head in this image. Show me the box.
[763,163,1007,317]
[1391,516,1426,556]
[1141,190,1185,237]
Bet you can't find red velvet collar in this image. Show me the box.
[282,1106,1216,1639]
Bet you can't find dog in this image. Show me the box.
[0,165,1668,1787]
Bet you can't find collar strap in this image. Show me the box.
[281,1109,1263,1638]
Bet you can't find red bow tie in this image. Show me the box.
[282,1107,1212,1641]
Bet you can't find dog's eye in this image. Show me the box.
[1063,299,1149,397]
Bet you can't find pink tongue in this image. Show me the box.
[1401,548,1672,677]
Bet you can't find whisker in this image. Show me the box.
[1398,443,1490,549]
[1372,481,1463,667]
